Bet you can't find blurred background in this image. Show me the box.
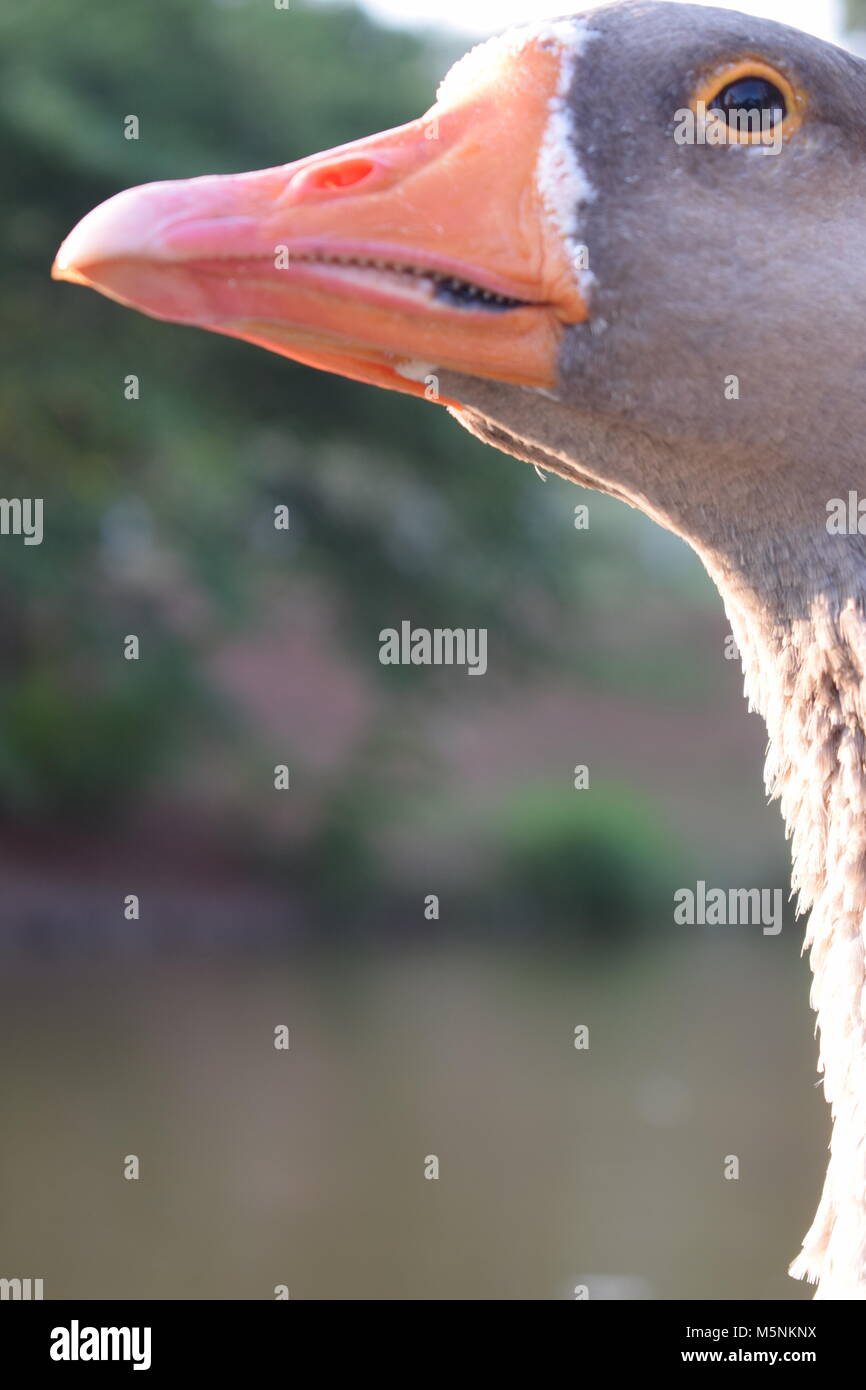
[0,0,855,1299]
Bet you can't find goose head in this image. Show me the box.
[52,2,866,603]
[53,1,866,1298]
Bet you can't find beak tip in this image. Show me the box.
[51,185,157,292]
[51,247,91,288]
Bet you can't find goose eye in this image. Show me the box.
[709,76,787,127]
[691,60,804,144]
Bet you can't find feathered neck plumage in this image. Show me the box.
[711,539,866,1298]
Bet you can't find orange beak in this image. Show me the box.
[52,35,587,404]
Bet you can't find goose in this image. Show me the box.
[52,0,866,1299]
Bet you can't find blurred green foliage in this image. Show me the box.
[1,0,584,813]
[0,0,713,930]
[492,781,679,942]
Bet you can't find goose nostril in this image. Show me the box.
[297,157,377,193]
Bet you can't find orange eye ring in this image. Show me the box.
[691,58,806,145]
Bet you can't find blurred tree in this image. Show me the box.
[0,0,703,929]
[0,0,599,816]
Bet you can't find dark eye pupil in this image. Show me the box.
[710,77,787,126]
